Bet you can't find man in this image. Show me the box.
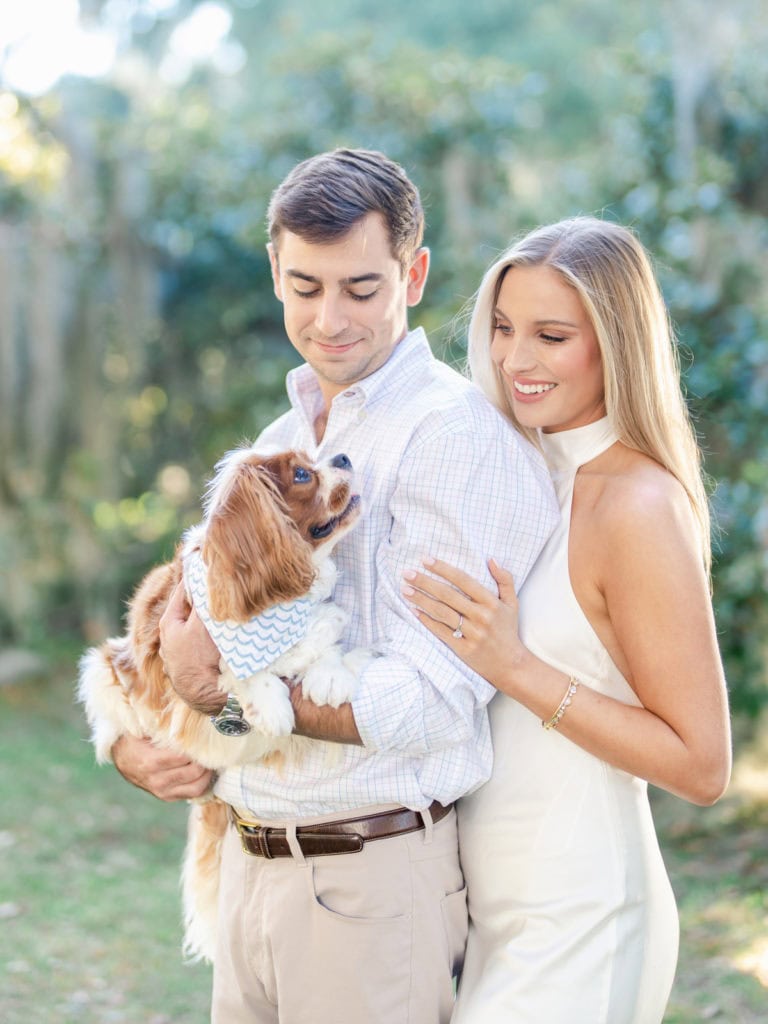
[113,148,558,1023]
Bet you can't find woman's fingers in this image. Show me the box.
[420,556,497,603]
[403,562,495,608]
[401,557,520,647]
[402,567,475,613]
[406,599,468,648]
[401,579,467,632]
[488,558,519,607]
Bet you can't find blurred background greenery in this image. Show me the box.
[1,0,766,713]
[0,1,767,1019]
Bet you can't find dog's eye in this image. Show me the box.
[293,467,312,483]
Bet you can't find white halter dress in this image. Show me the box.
[453,417,679,1024]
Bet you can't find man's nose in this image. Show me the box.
[315,295,349,336]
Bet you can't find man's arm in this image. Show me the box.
[158,582,225,714]
[111,584,221,799]
[289,683,362,744]
[159,580,362,743]
[156,419,557,755]
[349,418,558,756]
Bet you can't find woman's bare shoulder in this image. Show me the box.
[579,443,697,545]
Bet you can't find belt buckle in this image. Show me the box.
[236,817,275,858]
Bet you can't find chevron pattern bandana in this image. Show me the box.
[183,548,314,680]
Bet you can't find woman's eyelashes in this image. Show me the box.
[492,318,567,345]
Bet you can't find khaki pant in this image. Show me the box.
[211,806,467,1023]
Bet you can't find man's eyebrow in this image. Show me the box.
[284,270,384,285]
[284,270,320,284]
[342,273,384,285]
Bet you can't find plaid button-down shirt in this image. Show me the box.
[214,328,558,818]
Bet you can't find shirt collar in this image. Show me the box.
[285,326,432,421]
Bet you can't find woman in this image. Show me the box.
[401,217,731,1023]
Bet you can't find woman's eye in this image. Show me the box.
[349,290,377,302]
[293,288,319,299]
[541,333,566,343]
[293,467,312,483]
[493,321,513,335]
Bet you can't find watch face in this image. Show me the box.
[214,715,252,737]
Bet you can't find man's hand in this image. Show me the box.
[159,582,226,715]
[112,734,214,801]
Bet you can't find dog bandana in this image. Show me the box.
[183,548,314,680]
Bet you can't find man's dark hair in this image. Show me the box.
[267,148,424,273]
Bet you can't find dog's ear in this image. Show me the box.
[202,461,315,621]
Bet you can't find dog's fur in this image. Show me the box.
[78,446,372,962]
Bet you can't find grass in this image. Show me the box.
[654,734,768,1023]
[1,668,766,1023]
[0,671,212,1024]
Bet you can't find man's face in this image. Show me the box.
[268,212,429,405]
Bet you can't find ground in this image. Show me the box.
[0,672,766,1023]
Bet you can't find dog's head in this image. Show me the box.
[200,448,361,621]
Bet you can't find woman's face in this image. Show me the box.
[490,264,606,434]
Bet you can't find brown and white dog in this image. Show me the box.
[77,446,372,962]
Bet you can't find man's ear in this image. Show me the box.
[267,242,283,301]
[406,246,430,307]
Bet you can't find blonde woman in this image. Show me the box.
[402,217,731,1023]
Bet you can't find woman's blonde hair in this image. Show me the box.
[467,216,712,570]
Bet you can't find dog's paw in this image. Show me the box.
[301,653,358,708]
[241,674,295,736]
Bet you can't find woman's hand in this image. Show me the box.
[401,556,528,689]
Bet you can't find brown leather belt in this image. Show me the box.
[232,800,452,859]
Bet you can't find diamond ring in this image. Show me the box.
[452,614,464,640]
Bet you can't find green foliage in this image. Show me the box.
[0,1,766,713]
[595,39,768,712]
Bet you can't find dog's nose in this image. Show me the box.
[330,453,352,471]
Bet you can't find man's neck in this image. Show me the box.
[314,408,329,444]
[310,326,414,442]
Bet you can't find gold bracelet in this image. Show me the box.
[542,676,580,731]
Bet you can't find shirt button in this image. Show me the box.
[356,409,367,423]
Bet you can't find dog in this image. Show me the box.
[78,445,373,962]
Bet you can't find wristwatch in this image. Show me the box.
[211,693,251,737]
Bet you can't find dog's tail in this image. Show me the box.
[181,798,229,964]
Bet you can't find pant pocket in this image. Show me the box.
[301,858,414,1024]
[442,883,469,978]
